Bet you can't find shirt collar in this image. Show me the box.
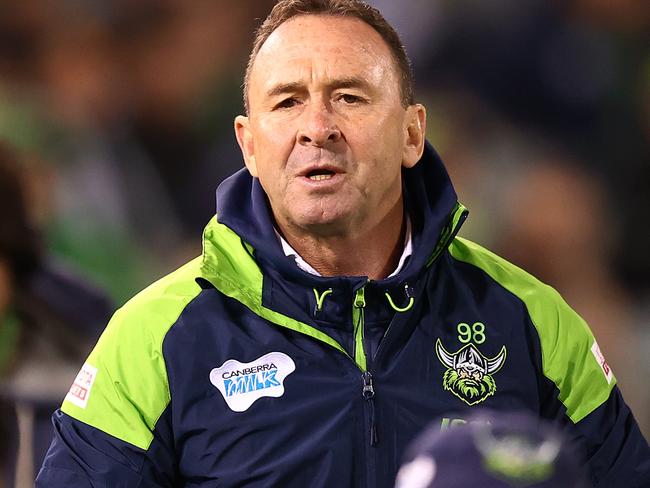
[276,217,413,278]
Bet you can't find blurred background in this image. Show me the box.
[0,0,648,484]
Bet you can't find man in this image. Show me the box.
[37,1,650,486]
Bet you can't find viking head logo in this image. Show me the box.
[436,339,507,406]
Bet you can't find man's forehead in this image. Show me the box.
[260,14,384,52]
[250,14,395,91]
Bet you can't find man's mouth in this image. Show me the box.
[306,168,336,181]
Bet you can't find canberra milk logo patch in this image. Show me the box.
[210,352,295,412]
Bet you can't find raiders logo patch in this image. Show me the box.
[436,339,507,406]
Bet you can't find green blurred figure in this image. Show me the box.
[0,142,111,487]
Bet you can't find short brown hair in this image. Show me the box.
[243,0,414,114]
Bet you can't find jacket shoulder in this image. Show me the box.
[60,257,204,450]
[448,237,616,423]
[118,255,204,324]
[448,236,556,302]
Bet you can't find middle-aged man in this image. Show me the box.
[37,1,650,486]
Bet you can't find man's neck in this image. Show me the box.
[276,205,407,280]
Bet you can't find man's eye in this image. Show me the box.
[337,94,363,104]
[274,98,299,109]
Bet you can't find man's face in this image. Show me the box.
[236,15,425,237]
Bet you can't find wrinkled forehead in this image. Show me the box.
[260,14,389,57]
[247,15,399,98]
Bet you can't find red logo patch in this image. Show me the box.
[591,341,613,385]
[65,363,98,409]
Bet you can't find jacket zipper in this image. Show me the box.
[354,285,379,444]
[354,285,378,487]
[362,371,377,488]
[362,371,378,446]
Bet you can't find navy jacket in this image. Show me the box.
[37,143,650,487]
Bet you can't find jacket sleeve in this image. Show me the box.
[36,408,176,487]
[569,386,650,487]
[35,260,202,486]
[534,292,650,487]
[36,272,206,487]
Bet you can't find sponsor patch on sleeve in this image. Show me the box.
[65,363,98,409]
[590,340,614,385]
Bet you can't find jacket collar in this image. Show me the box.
[276,217,413,278]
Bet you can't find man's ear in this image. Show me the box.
[235,115,257,176]
[402,104,426,169]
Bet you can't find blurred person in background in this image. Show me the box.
[0,0,277,303]
[494,160,650,437]
[35,0,649,486]
[0,142,111,487]
[398,0,650,295]
[395,411,590,488]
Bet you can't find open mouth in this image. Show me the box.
[306,168,336,181]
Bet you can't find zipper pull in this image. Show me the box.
[354,287,366,309]
[362,371,374,399]
[362,372,378,446]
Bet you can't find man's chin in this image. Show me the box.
[295,218,350,237]
[286,209,354,237]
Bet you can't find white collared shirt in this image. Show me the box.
[276,217,413,278]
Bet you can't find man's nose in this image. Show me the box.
[297,104,341,146]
